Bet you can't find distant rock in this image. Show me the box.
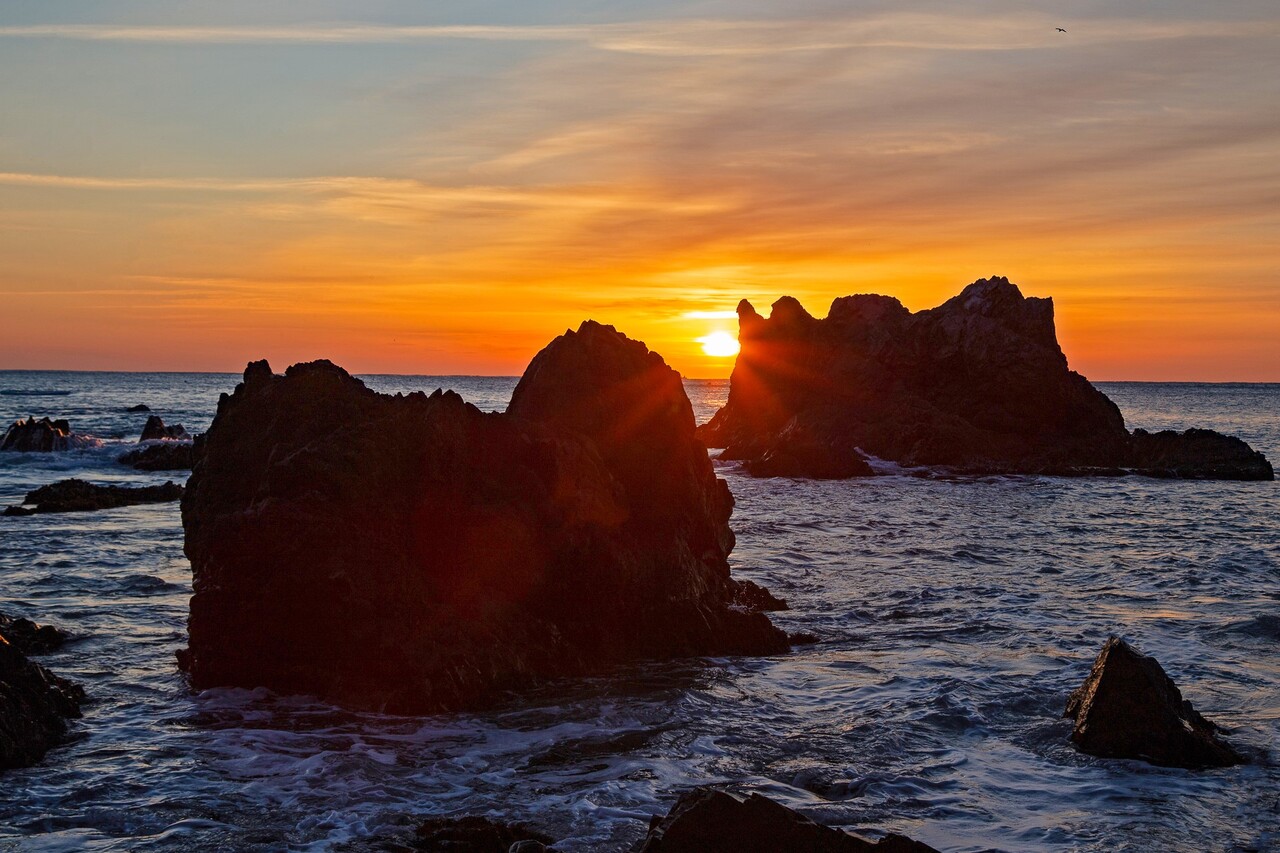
[0,612,70,655]
[633,788,939,852]
[140,415,190,442]
[0,632,85,771]
[4,478,183,516]
[1064,636,1244,769]
[1,417,75,452]
[699,277,1273,481]
[120,439,198,471]
[126,404,151,413]
[181,323,788,713]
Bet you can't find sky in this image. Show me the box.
[1,1,1277,379]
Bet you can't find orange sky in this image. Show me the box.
[1,4,1278,380]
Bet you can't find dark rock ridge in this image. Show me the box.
[1064,636,1243,769]
[120,439,198,471]
[140,415,190,442]
[0,612,70,655]
[633,788,939,852]
[0,631,85,770]
[1,416,75,452]
[699,277,1273,480]
[181,322,788,712]
[4,478,184,516]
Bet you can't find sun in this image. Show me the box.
[698,330,741,358]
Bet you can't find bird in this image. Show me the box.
[1056,27,1067,33]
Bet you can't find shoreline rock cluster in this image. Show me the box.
[698,277,1273,481]
[0,611,84,771]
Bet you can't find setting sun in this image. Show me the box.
[698,331,741,358]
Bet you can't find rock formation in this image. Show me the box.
[0,624,85,771]
[120,439,198,471]
[1,417,75,452]
[699,277,1273,480]
[633,789,939,852]
[180,322,788,712]
[3,478,184,516]
[0,612,70,655]
[1064,636,1243,769]
[126,404,152,413]
[139,415,190,442]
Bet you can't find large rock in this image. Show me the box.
[181,323,788,712]
[699,277,1273,480]
[0,633,85,771]
[1,416,75,452]
[140,415,190,442]
[1064,636,1243,769]
[633,788,939,853]
[3,478,183,516]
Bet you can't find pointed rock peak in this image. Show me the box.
[243,359,273,386]
[736,299,760,319]
[768,296,815,324]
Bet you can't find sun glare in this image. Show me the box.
[699,330,741,358]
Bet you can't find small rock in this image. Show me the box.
[0,612,70,655]
[1,417,74,452]
[140,415,190,442]
[120,440,197,471]
[126,404,151,413]
[0,633,85,771]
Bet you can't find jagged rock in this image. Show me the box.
[140,415,190,442]
[1064,636,1244,769]
[699,277,1273,481]
[633,788,939,852]
[403,816,555,852]
[0,612,70,655]
[181,323,788,712]
[4,478,183,516]
[126,404,151,413]
[1,417,74,452]
[0,633,85,771]
[120,439,198,471]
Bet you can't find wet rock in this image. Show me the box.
[4,478,183,515]
[181,323,787,713]
[1064,636,1244,768]
[120,439,198,471]
[0,633,85,771]
[1,416,75,452]
[699,277,1273,481]
[140,415,190,442]
[126,404,151,413]
[403,816,555,852]
[0,612,70,655]
[633,788,939,852]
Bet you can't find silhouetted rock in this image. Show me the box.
[403,816,555,852]
[699,277,1273,481]
[0,633,85,771]
[140,415,190,442]
[0,612,70,655]
[1,417,74,452]
[126,404,151,413]
[4,478,183,516]
[1064,636,1244,769]
[633,788,939,852]
[120,439,198,471]
[181,323,788,712]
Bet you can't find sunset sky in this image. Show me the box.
[1,1,1277,379]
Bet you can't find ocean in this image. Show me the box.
[0,371,1276,852]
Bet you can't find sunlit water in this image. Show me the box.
[0,372,1276,852]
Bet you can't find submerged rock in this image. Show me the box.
[0,612,70,655]
[140,415,190,442]
[120,439,198,471]
[181,323,788,712]
[1,416,75,452]
[0,633,85,771]
[404,816,555,852]
[699,277,1273,481]
[1064,636,1243,769]
[126,404,151,413]
[3,478,184,516]
[633,788,939,852]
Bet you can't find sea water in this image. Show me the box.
[0,371,1276,851]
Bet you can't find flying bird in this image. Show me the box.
[1056,27,1067,33]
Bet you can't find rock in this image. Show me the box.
[406,816,555,852]
[120,439,198,471]
[140,415,190,442]
[126,404,151,413]
[1,416,74,452]
[633,788,939,852]
[0,612,70,655]
[181,323,788,713]
[699,277,1273,481]
[0,633,85,771]
[4,478,183,515]
[1064,636,1244,769]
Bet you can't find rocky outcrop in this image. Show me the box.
[1064,637,1243,769]
[0,612,70,655]
[633,789,939,852]
[0,632,85,771]
[699,277,1273,480]
[181,323,788,712]
[126,404,151,413]
[120,440,198,471]
[140,415,190,442]
[4,478,183,516]
[1,417,75,452]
